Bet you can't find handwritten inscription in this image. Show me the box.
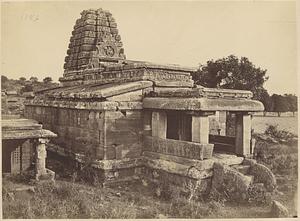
[21,13,39,21]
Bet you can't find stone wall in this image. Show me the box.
[104,110,143,160]
[24,105,104,159]
[24,106,143,162]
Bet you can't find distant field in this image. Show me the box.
[252,116,298,134]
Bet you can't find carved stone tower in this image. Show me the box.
[64,8,126,73]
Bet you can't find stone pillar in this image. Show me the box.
[192,114,210,144]
[218,111,227,136]
[143,110,152,136]
[35,138,48,179]
[235,113,252,156]
[152,111,167,138]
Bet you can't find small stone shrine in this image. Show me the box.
[2,116,57,180]
[24,8,275,195]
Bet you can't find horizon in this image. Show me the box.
[1,1,297,95]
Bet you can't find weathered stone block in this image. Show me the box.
[212,162,252,201]
[144,136,214,160]
[246,160,277,192]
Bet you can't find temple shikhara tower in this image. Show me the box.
[64,9,126,73]
[24,8,276,197]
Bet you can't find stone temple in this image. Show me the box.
[24,8,276,195]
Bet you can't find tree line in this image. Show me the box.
[192,55,297,117]
[1,75,58,94]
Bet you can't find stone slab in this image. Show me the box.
[2,118,42,131]
[144,136,214,160]
[143,97,264,112]
[2,118,57,140]
[143,156,213,179]
[26,100,143,111]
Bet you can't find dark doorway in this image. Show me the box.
[167,112,179,140]
[166,112,192,141]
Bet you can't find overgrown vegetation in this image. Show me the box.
[253,124,298,216]
[264,124,298,145]
[3,169,275,219]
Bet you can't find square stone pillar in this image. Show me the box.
[35,138,48,179]
[218,111,227,136]
[235,113,252,156]
[192,115,209,144]
[143,110,152,136]
[152,111,167,138]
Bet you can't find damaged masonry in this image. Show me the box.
[22,8,277,199]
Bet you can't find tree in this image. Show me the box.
[284,94,297,116]
[20,84,33,94]
[1,75,9,90]
[271,94,289,117]
[30,76,38,83]
[19,77,27,85]
[260,89,273,116]
[1,75,8,83]
[43,77,53,84]
[192,55,269,100]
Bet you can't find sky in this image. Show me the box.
[1,1,298,95]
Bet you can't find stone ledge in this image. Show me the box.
[143,97,264,112]
[25,100,143,110]
[2,129,57,140]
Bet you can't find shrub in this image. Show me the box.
[254,140,298,175]
[264,124,297,144]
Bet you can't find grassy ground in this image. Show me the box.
[3,176,275,219]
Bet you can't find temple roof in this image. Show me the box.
[35,81,153,99]
[2,118,57,140]
[143,97,264,112]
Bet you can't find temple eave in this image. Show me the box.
[143,97,264,112]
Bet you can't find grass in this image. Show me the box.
[2,177,275,219]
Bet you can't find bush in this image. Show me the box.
[264,124,297,144]
[254,141,298,175]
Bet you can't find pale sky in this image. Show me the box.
[1,1,297,95]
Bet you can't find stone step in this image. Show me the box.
[231,164,251,175]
